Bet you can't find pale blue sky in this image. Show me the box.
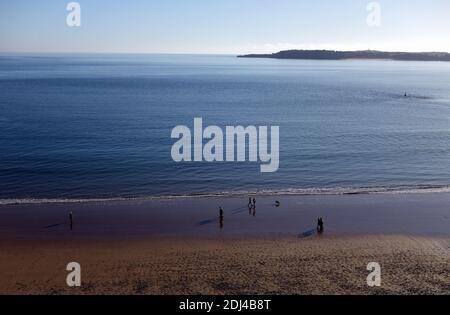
[1,0,449,54]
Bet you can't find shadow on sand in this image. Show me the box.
[198,205,249,226]
[44,222,67,229]
[298,228,316,239]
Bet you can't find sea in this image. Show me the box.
[0,53,449,204]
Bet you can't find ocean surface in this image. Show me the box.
[0,54,449,203]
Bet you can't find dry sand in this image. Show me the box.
[1,234,449,295]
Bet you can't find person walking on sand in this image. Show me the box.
[252,198,256,208]
[69,211,73,231]
[248,197,253,211]
[219,207,224,229]
[317,217,324,234]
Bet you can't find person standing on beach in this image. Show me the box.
[69,211,73,231]
[219,207,224,229]
[253,198,256,208]
[248,197,253,214]
[317,217,324,234]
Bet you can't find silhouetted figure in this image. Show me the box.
[275,200,280,207]
[249,198,256,216]
[248,197,253,214]
[404,92,407,97]
[317,217,324,234]
[317,218,320,233]
[69,211,73,231]
[219,207,224,229]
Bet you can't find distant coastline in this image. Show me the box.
[238,49,450,62]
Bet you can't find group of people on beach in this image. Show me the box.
[219,198,325,235]
[69,198,325,235]
[218,197,257,229]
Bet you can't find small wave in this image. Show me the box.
[0,185,449,205]
[386,92,438,101]
[406,94,434,100]
[0,197,133,205]
[259,185,450,196]
[207,185,450,198]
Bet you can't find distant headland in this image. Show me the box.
[238,50,450,62]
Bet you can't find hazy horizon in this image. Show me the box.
[1,0,449,54]
[2,48,450,56]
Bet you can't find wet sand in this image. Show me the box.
[0,192,449,294]
[0,192,450,240]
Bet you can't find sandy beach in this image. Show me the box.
[0,192,449,295]
[1,235,449,295]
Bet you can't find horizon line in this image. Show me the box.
[2,48,450,56]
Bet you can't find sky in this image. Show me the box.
[0,0,449,54]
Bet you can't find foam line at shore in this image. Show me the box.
[1,185,449,205]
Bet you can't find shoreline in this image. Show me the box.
[0,191,449,240]
[1,184,450,206]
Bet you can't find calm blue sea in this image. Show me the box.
[0,54,449,203]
